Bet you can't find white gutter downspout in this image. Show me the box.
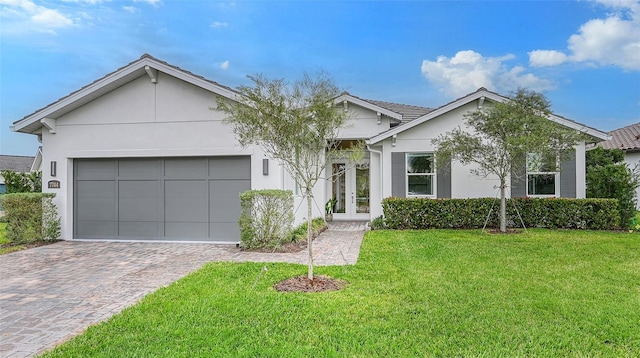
[366,143,384,217]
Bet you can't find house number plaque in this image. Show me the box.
[48,180,61,189]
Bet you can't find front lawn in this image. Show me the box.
[41,229,640,357]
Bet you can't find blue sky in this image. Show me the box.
[1,0,639,156]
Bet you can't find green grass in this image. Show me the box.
[41,229,640,357]
[0,222,24,255]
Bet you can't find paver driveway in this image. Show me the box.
[0,221,365,357]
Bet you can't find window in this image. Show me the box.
[526,153,557,196]
[406,153,435,197]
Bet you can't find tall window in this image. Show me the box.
[406,153,435,197]
[526,153,557,196]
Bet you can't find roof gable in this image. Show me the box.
[367,88,609,144]
[12,54,239,134]
[334,92,433,125]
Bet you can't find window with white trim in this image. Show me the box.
[406,153,435,197]
[526,153,558,197]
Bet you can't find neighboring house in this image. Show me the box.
[11,54,608,243]
[598,122,640,209]
[0,154,37,193]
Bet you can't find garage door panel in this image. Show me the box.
[164,158,208,179]
[210,223,240,241]
[209,157,251,179]
[165,180,208,222]
[164,222,208,238]
[75,160,116,180]
[76,181,116,221]
[210,179,250,222]
[77,220,116,237]
[118,222,158,237]
[118,159,160,179]
[118,181,159,222]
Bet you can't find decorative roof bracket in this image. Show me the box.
[41,117,56,134]
[145,65,158,84]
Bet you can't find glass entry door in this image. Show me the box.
[331,161,370,219]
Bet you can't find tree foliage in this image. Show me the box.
[433,89,585,232]
[586,147,639,228]
[217,71,359,279]
[1,170,41,193]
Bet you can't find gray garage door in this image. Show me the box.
[74,157,250,242]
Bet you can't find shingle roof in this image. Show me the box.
[599,122,640,152]
[364,99,434,122]
[0,155,35,173]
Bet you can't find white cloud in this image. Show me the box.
[31,8,73,27]
[0,0,74,34]
[61,0,107,4]
[123,6,137,13]
[133,0,161,6]
[220,60,230,70]
[421,50,554,98]
[528,0,640,71]
[210,21,228,28]
[529,50,569,67]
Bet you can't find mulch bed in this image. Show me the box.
[0,240,61,252]
[273,275,348,292]
[484,228,525,234]
[241,225,328,253]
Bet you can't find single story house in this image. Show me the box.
[0,153,38,193]
[598,122,640,209]
[11,54,608,243]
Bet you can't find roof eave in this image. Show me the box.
[366,88,609,145]
[334,94,403,121]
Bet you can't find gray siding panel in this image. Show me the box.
[560,151,577,198]
[391,152,406,198]
[511,161,527,198]
[437,160,451,198]
[74,156,250,242]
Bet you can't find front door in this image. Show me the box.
[331,161,370,220]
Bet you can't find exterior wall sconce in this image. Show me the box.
[50,161,57,177]
[262,159,269,176]
[392,134,397,147]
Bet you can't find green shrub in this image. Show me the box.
[382,197,619,230]
[238,189,294,249]
[289,217,327,243]
[0,170,42,193]
[0,193,61,244]
[586,147,640,228]
[370,215,385,230]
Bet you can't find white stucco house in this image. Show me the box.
[598,122,640,209]
[11,54,608,243]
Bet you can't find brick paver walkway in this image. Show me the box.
[0,221,366,358]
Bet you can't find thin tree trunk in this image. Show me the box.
[307,190,314,280]
[500,184,507,232]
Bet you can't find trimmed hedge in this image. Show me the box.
[0,193,61,244]
[382,197,620,230]
[239,189,294,249]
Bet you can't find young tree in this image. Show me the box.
[586,147,639,228]
[433,89,584,232]
[217,71,359,279]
